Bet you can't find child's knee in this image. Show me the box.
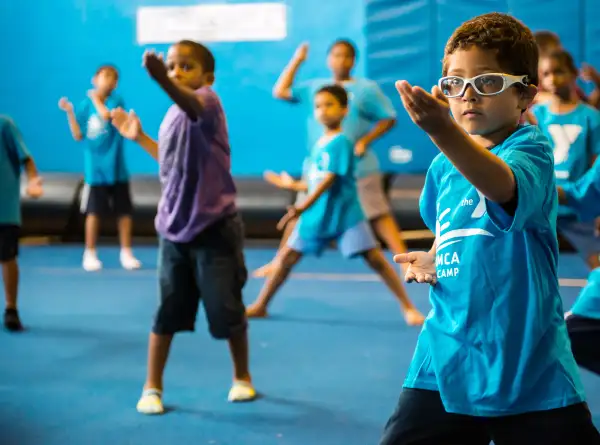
[275,248,302,270]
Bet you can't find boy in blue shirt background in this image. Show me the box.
[255,39,414,282]
[246,85,423,325]
[531,49,600,269]
[0,116,43,331]
[559,158,600,376]
[59,65,140,272]
[379,12,600,445]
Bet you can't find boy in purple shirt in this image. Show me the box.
[111,40,256,414]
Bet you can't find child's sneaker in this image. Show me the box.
[120,250,141,270]
[136,388,164,415]
[3,308,23,332]
[227,380,257,402]
[83,250,102,272]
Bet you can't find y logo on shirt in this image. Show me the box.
[548,124,583,178]
[435,189,494,279]
[86,114,108,139]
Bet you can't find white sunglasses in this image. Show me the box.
[438,73,530,98]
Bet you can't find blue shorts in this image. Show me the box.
[287,220,377,258]
[558,218,600,258]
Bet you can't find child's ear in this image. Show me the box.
[518,84,538,109]
[206,72,215,86]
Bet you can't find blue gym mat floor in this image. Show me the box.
[2,245,599,445]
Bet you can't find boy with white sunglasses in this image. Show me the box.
[379,12,600,445]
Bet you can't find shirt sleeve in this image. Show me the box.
[419,156,442,233]
[362,82,397,121]
[1,117,30,163]
[588,112,600,156]
[561,157,600,221]
[322,136,353,177]
[486,140,555,232]
[290,80,313,104]
[75,99,90,136]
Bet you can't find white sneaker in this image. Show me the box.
[83,251,102,272]
[227,380,257,402]
[136,388,164,415]
[120,251,141,270]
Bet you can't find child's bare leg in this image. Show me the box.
[83,214,102,271]
[252,219,298,277]
[247,246,302,317]
[371,214,409,273]
[118,215,141,269]
[362,248,424,326]
[144,333,174,391]
[3,258,22,331]
[3,259,18,310]
[228,329,251,382]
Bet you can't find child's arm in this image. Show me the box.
[273,43,308,101]
[581,64,600,109]
[277,173,335,230]
[58,98,83,141]
[356,84,397,156]
[396,81,518,205]
[143,51,204,122]
[558,157,600,221]
[2,118,43,197]
[87,90,111,121]
[111,108,159,160]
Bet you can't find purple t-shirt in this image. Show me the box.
[155,87,237,243]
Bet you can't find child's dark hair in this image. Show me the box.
[443,13,539,87]
[328,39,358,59]
[544,49,578,75]
[316,84,349,107]
[534,30,561,55]
[96,64,119,79]
[177,40,216,73]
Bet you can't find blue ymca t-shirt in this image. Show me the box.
[297,133,365,240]
[405,125,585,416]
[560,158,600,320]
[531,102,600,218]
[0,116,31,225]
[571,268,600,320]
[290,78,396,178]
[76,95,129,185]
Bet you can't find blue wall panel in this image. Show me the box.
[365,0,437,173]
[0,0,365,177]
[1,0,597,176]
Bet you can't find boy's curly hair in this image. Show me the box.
[443,13,539,86]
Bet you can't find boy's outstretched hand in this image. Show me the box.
[26,176,43,199]
[143,50,169,84]
[394,251,437,285]
[58,97,73,113]
[111,108,141,141]
[396,80,451,135]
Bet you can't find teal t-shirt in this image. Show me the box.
[405,125,585,416]
[0,116,31,225]
[531,102,600,217]
[76,94,129,185]
[297,134,365,239]
[290,78,396,178]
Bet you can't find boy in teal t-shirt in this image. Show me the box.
[0,116,43,331]
[246,85,422,325]
[379,12,600,445]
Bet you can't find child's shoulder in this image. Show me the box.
[577,102,600,121]
[499,125,553,160]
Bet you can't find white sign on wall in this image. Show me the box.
[136,3,287,44]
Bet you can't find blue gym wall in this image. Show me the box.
[1,0,599,176]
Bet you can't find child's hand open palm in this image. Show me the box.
[111,108,141,141]
[394,251,437,285]
[396,80,451,135]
